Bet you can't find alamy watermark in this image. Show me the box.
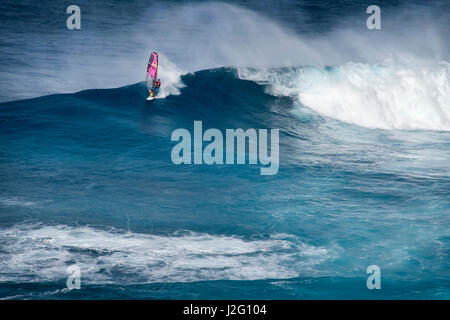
[66,265,81,290]
[366,5,381,30]
[171,121,279,175]
[366,265,381,289]
[66,5,81,30]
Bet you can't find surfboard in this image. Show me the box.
[145,52,158,101]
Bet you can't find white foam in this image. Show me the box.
[0,224,331,284]
[0,197,35,207]
[238,59,450,131]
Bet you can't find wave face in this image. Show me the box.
[1,0,450,299]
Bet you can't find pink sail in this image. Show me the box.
[146,52,158,83]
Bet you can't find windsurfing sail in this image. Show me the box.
[146,52,158,98]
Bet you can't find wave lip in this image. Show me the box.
[0,224,332,284]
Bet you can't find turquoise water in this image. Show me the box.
[1,70,449,299]
[0,0,449,299]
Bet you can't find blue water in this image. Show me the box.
[0,0,449,299]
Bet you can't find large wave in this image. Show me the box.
[1,2,449,131]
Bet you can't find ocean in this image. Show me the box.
[0,0,449,299]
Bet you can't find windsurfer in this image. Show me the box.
[153,79,161,95]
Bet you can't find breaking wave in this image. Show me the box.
[238,59,450,131]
